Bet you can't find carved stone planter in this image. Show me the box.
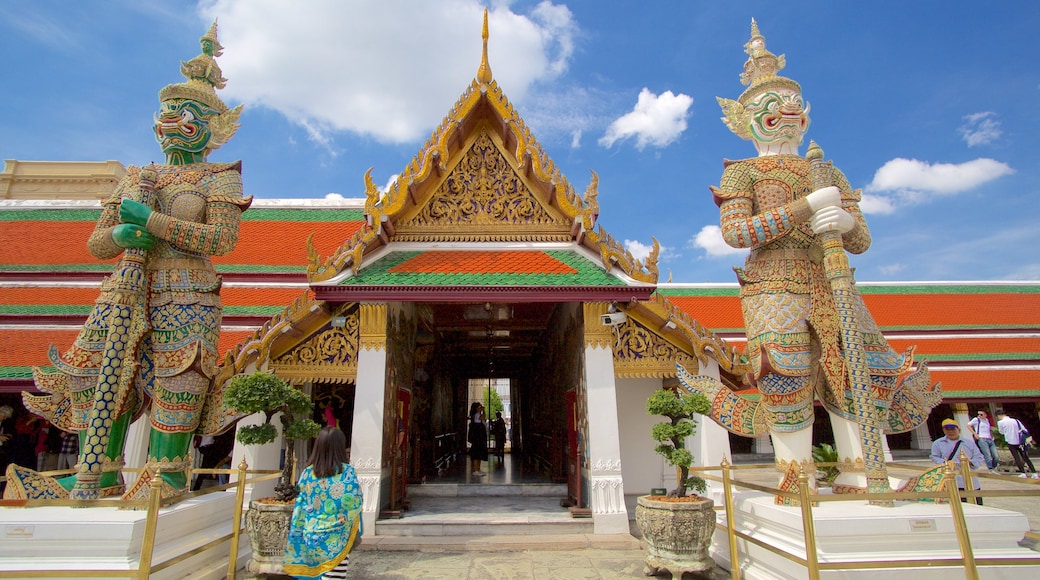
[635,495,716,578]
[244,499,293,575]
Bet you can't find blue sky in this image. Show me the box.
[2,1,1037,283]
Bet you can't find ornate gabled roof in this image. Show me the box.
[307,10,658,295]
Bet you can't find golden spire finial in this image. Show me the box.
[477,8,493,84]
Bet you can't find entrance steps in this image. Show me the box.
[373,483,599,540]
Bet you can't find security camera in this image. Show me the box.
[600,312,627,326]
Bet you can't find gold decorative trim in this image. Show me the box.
[837,456,867,473]
[271,366,357,384]
[359,304,387,352]
[271,311,361,383]
[611,316,698,379]
[583,303,612,349]
[651,294,751,377]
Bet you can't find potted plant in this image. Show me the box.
[224,371,321,575]
[635,387,717,578]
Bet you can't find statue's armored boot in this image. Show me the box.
[122,370,209,501]
[67,410,133,500]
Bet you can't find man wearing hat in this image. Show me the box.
[930,418,986,504]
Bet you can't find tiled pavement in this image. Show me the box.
[242,452,1040,579]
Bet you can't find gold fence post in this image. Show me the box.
[958,451,978,506]
[797,467,820,580]
[226,458,250,580]
[944,462,978,579]
[721,456,741,580]
[137,468,164,580]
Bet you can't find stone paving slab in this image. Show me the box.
[244,546,729,579]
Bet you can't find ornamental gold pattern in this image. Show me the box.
[359,303,387,352]
[395,131,570,240]
[611,316,697,379]
[583,303,613,349]
[271,313,361,383]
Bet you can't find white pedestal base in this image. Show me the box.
[0,492,250,579]
[711,490,1040,579]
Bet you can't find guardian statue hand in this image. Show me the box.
[111,224,155,249]
[810,205,855,234]
[805,186,841,212]
[119,199,153,227]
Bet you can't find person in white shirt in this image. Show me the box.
[996,409,1037,477]
[967,410,998,470]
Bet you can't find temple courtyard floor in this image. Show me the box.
[241,453,1040,579]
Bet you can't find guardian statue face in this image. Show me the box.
[153,99,217,156]
[744,88,809,149]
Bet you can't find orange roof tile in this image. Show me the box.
[2,327,260,369]
[388,250,577,274]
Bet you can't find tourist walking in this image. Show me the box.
[968,410,999,470]
[283,427,363,580]
[996,409,1038,477]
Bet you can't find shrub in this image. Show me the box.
[646,387,711,498]
[225,371,321,502]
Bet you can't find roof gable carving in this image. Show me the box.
[393,128,571,242]
[306,14,659,286]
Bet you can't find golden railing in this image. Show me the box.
[699,454,1040,580]
[0,461,280,579]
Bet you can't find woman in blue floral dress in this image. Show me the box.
[283,427,363,579]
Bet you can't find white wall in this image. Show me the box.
[616,376,666,495]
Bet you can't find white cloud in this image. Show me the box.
[199,0,577,145]
[624,239,678,263]
[325,193,344,200]
[598,88,693,150]
[862,157,1014,213]
[570,129,582,148]
[381,173,399,193]
[1005,263,1040,281]
[877,263,906,276]
[624,239,654,262]
[958,112,1002,147]
[689,225,748,258]
[858,193,896,215]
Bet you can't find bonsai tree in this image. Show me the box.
[647,387,711,498]
[225,371,321,502]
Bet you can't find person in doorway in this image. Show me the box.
[191,428,236,491]
[930,418,986,504]
[967,410,998,471]
[57,430,79,471]
[491,412,507,459]
[996,409,1038,478]
[283,426,362,580]
[468,402,488,476]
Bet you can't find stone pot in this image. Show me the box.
[635,494,716,578]
[244,499,293,575]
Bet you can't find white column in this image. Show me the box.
[689,359,732,498]
[122,413,150,488]
[584,344,628,534]
[352,345,388,534]
[910,423,932,450]
[229,412,282,502]
[752,435,774,455]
